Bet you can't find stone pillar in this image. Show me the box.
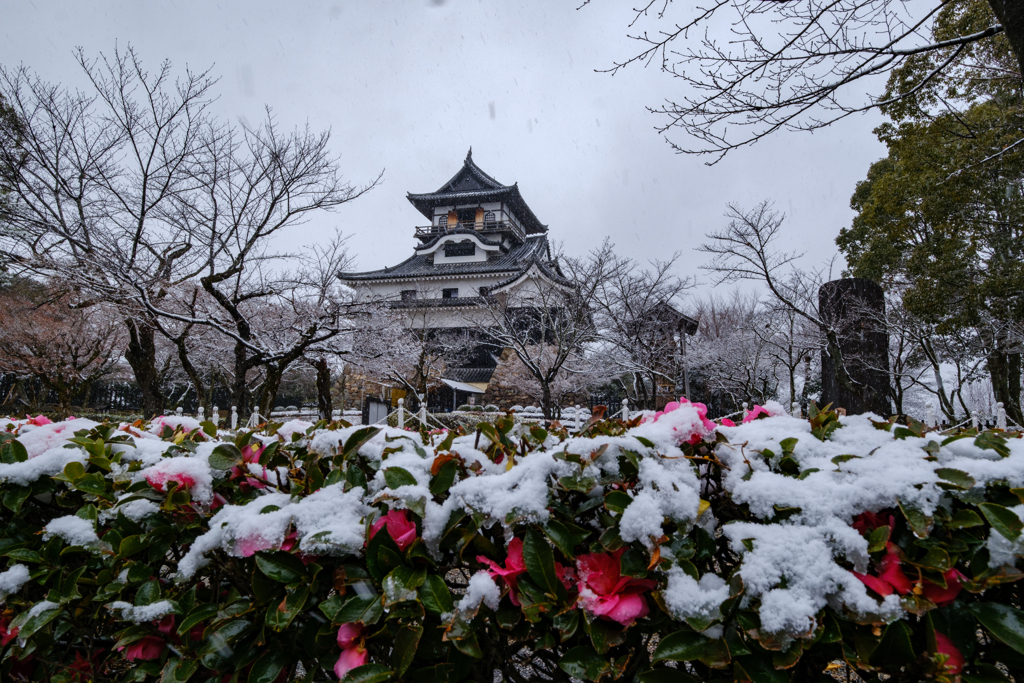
[818,278,891,416]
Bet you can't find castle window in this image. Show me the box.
[444,241,475,257]
[484,210,496,225]
[400,290,417,301]
[442,288,459,299]
[437,215,448,228]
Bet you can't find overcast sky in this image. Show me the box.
[3,0,887,294]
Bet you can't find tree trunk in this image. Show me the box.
[541,382,553,419]
[124,319,166,418]
[988,0,1024,78]
[315,357,333,422]
[231,341,251,416]
[258,363,285,418]
[987,347,1023,425]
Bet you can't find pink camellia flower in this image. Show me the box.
[720,418,736,427]
[478,538,528,605]
[649,397,718,445]
[145,469,197,493]
[934,631,965,674]
[120,635,165,661]
[335,646,369,678]
[742,405,772,423]
[922,568,964,606]
[25,414,52,426]
[369,510,418,552]
[335,623,369,678]
[336,622,365,650]
[576,548,657,626]
[235,530,300,557]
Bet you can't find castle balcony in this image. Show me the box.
[415,220,525,242]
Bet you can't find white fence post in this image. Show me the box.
[925,402,936,429]
[397,398,405,430]
[230,406,238,431]
[176,406,183,418]
[971,410,979,431]
[574,404,581,432]
[212,406,219,425]
[621,398,629,421]
[419,397,427,428]
[997,402,1007,430]
[742,402,749,420]
[248,409,261,429]
[791,401,801,419]
[197,406,205,422]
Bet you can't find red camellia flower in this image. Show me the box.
[851,510,895,536]
[651,397,718,445]
[934,631,965,674]
[0,614,19,646]
[853,543,912,597]
[922,568,965,606]
[120,635,165,661]
[478,538,529,605]
[576,548,657,626]
[25,414,52,426]
[369,510,418,552]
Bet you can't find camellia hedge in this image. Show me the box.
[1,400,1024,682]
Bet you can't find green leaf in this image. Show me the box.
[383,466,417,489]
[429,459,457,495]
[979,503,1023,540]
[335,593,384,625]
[178,603,220,637]
[341,427,382,461]
[523,530,559,594]
[63,461,86,481]
[118,535,149,558]
[949,509,984,528]
[968,603,1024,655]
[342,664,393,683]
[734,654,789,683]
[866,524,891,553]
[391,624,423,677]
[255,551,308,583]
[558,645,614,682]
[619,547,648,578]
[936,468,976,490]
[265,584,310,631]
[382,566,424,606]
[870,621,916,666]
[652,630,707,663]
[419,574,454,616]
[975,432,1011,458]
[75,472,112,498]
[544,519,591,559]
[639,670,700,683]
[136,579,162,606]
[248,649,289,683]
[831,454,860,466]
[14,601,61,639]
[208,443,244,470]
[162,657,199,683]
[898,499,933,538]
[604,490,632,514]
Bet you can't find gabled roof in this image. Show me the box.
[340,234,552,282]
[406,150,547,235]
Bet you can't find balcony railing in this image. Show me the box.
[415,220,524,241]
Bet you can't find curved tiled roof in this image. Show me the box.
[414,228,505,252]
[340,234,552,282]
[406,150,547,235]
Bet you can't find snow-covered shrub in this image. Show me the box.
[483,404,500,413]
[455,404,472,412]
[1,402,1023,681]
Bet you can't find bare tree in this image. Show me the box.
[473,246,616,419]
[0,280,126,415]
[588,241,696,409]
[699,200,888,412]
[582,0,1023,162]
[0,48,379,418]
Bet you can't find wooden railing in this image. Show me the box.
[415,220,524,241]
